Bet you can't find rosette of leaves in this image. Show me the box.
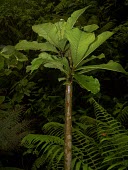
[15,7,127,94]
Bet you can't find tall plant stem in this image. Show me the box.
[64,80,73,170]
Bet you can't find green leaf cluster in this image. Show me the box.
[15,7,127,94]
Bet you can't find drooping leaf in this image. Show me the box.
[1,45,15,56]
[74,74,100,94]
[44,61,66,74]
[66,6,90,30]
[83,24,99,32]
[41,54,68,74]
[14,51,28,62]
[77,60,127,75]
[29,56,45,72]
[28,52,68,74]
[15,40,58,53]
[66,28,95,67]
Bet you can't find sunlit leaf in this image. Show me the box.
[66,28,95,67]
[32,23,60,47]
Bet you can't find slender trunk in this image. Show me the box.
[64,80,73,170]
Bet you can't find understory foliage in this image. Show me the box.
[0,107,34,152]
[22,98,128,170]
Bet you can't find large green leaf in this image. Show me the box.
[32,21,68,50]
[83,31,113,60]
[27,52,68,74]
[66,6,90,30]
[66,28,95,67]
[15,40,58,53]
[74,74,100,94]
[76,60,127,74]
[32,23,60,47]
[32,7,90,50]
